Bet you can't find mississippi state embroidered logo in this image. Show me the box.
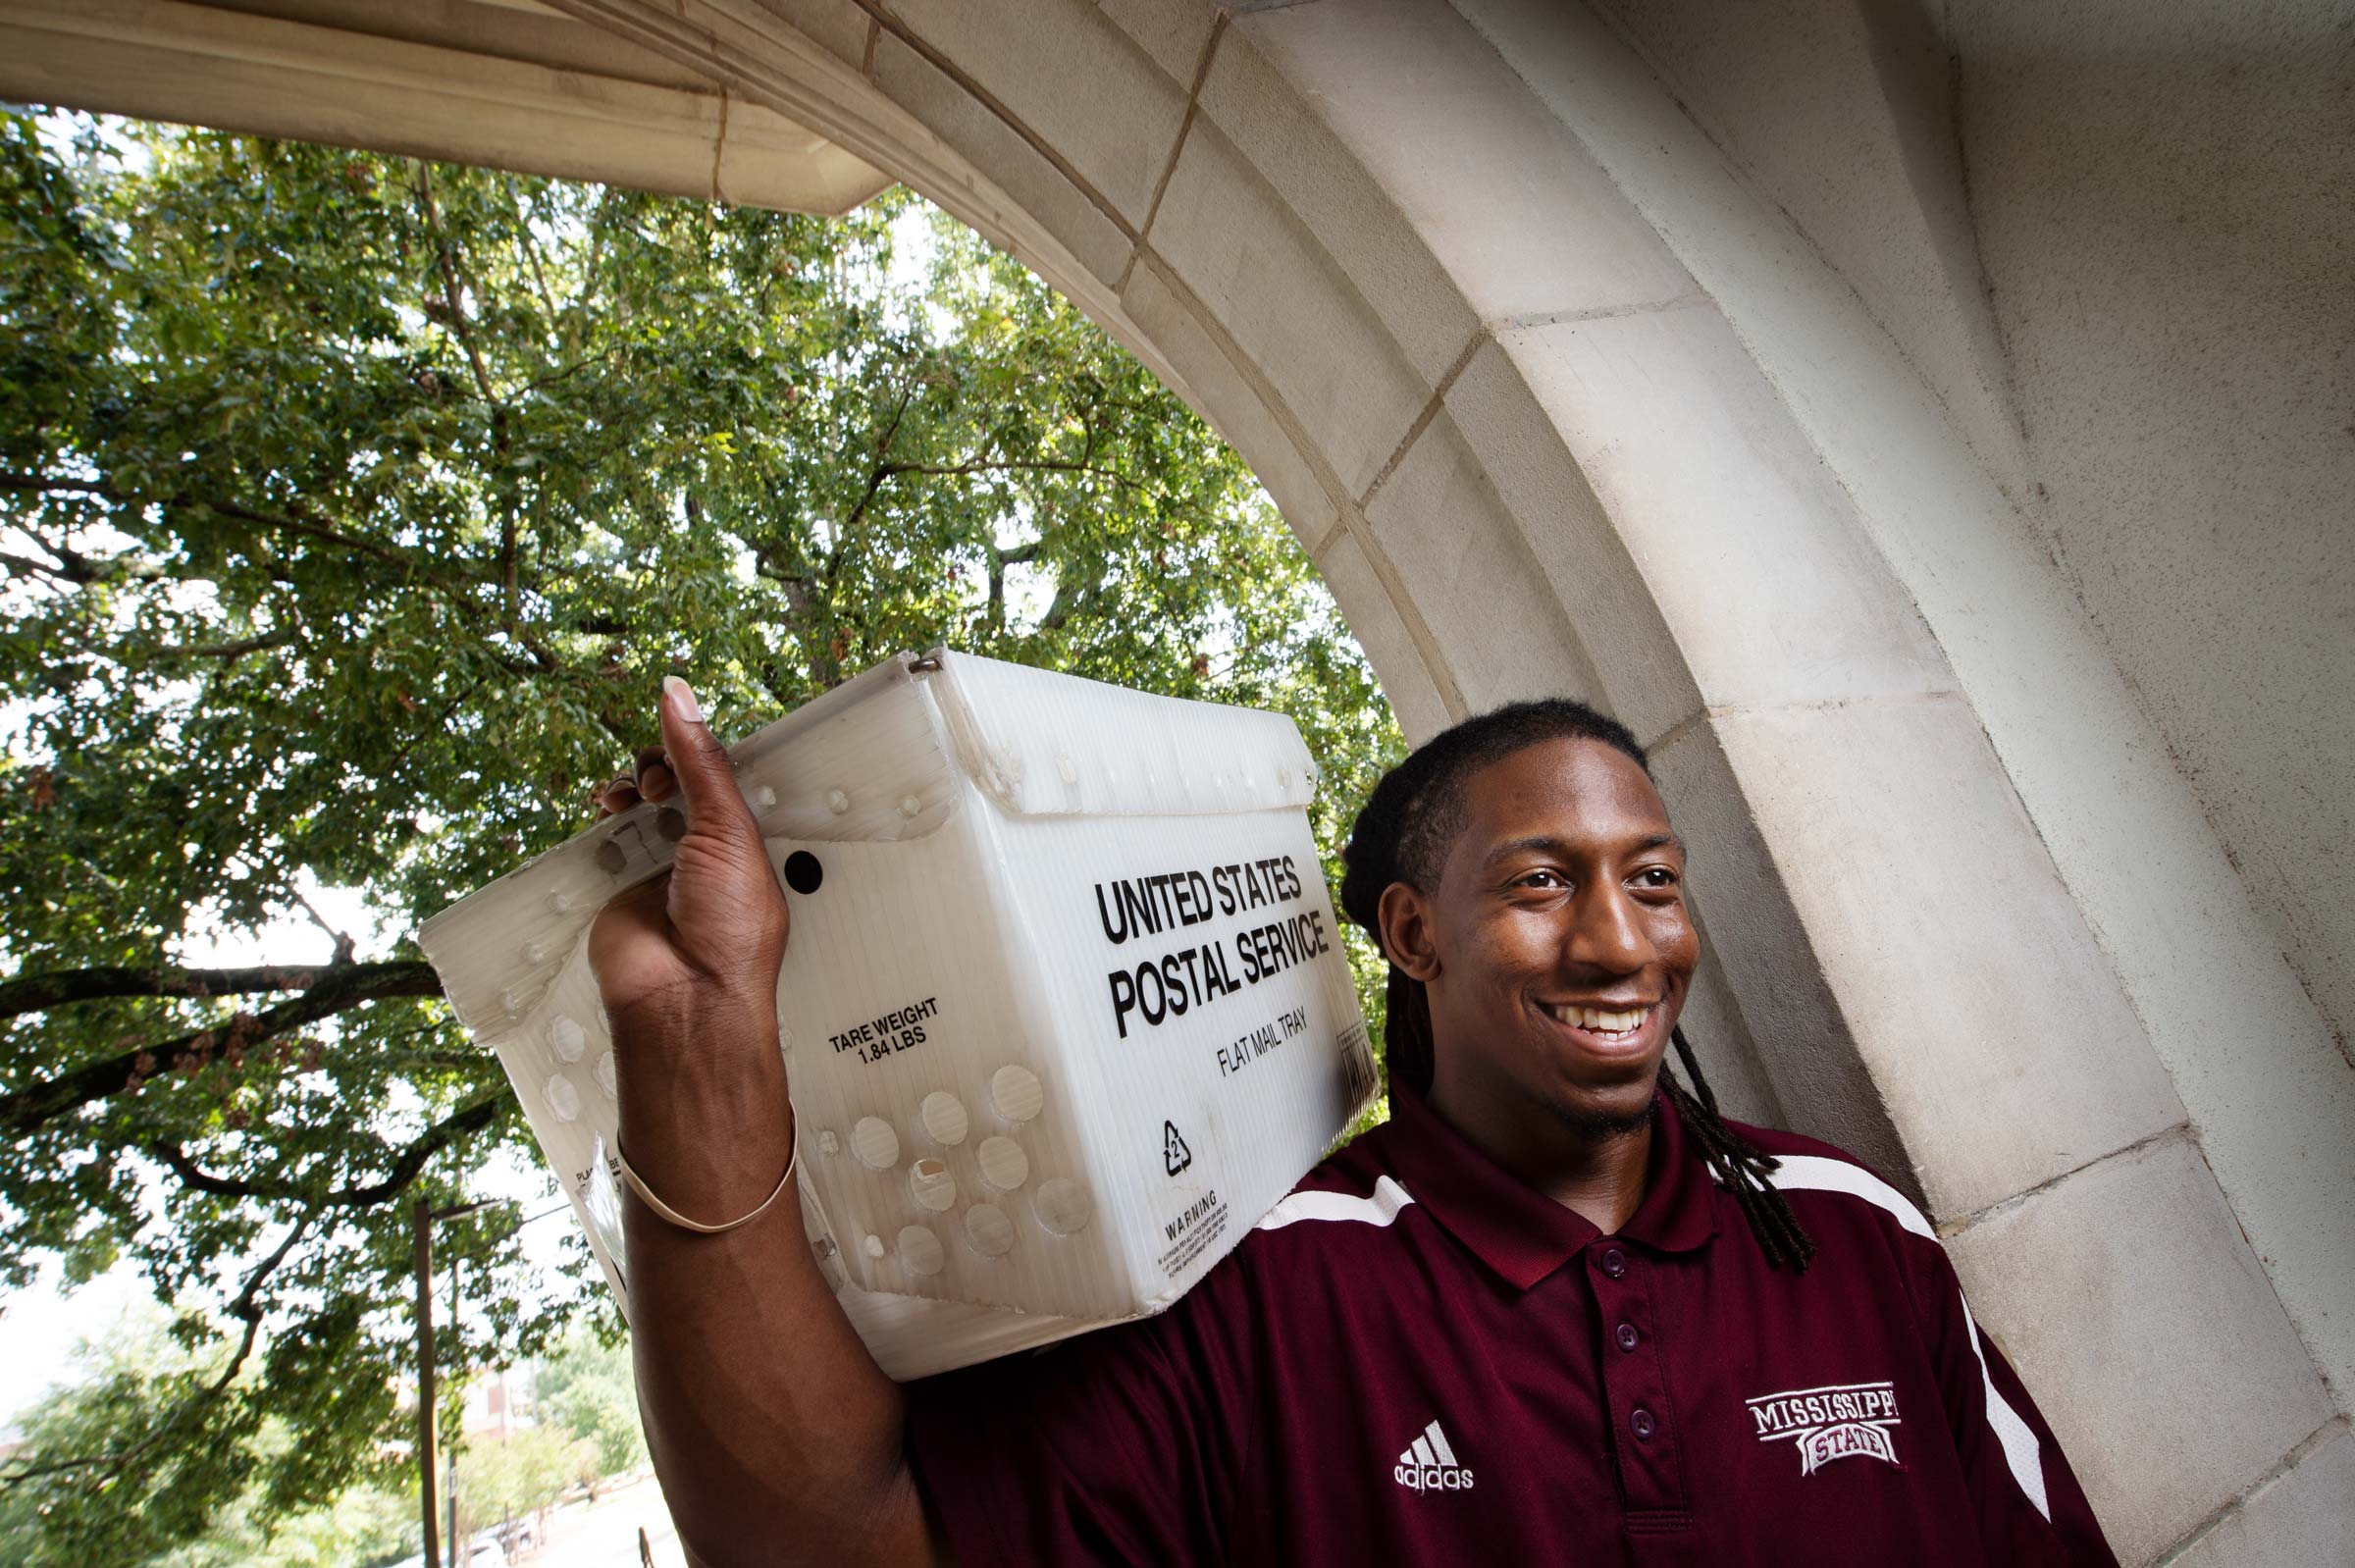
[1392,1419,1475,1491]
[1746,1381,1903,1476]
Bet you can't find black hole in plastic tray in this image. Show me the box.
[783,851,823,896]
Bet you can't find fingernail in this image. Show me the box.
[662,675,702,724]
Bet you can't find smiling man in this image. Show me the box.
[593,685,2117,1566]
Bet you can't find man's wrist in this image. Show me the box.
[611,999,795,1219]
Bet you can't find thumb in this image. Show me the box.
[656,677,755,840]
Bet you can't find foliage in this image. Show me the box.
[0,110,1402,1557]
[0,1307,417,1567]
[533,1325,644,1495]
[450,1424,576,1547]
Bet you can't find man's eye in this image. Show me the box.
[1515,869,1568,890]
[1634,866,1680,889]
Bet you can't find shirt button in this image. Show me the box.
[1600,1246,1627,1279]
[1616,1322,1640,1353]
[1631,1407,1656,1441]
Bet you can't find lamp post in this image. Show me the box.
[414,1196,514,1568]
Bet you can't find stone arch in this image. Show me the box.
[8,0,2349,1557]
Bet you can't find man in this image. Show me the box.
[591,676,2116,1565]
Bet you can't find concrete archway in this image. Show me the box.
[10,1,2348,1557]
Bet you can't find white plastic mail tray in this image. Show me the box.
[420,650,1376,1380]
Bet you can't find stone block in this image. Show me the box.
[1193,23,1477,387]
[1439,336,1701,748]
[1309,530,1454,746]
[732,0,870,69]
[1089,0,1220,85]
[1497,303,1956,715]
[1648,715,1919,1192]
[2169,1425,2354,1568]
[1120,256,1332,542]
[1148,119,1436,499]
[1234,0,1694,324]
[1708,695,2184,1217]
[871,32,1131,287]
[1361,411,1603,718]
[887,0,1189,227]
[1947,1136,2336,1564]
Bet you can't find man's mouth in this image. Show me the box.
[1537,1000,1657,1045]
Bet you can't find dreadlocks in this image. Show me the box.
[1337,699,1815,1273]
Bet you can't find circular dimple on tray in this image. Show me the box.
[547,890,574,915]
[547,1016,587,1062]
[817,1128,840,1156]
[595,840,629,875]
[1033,1178,1092,1236]
[964,1203,1015,1257]
[897,1224,945,1277]
[593,1050,616,1099]
[825,788,851,814]
[851,1116,900,1171]
[750,784,777,809]
[919,1091,969,1146]
[910,1157,957,1212]
[862,1233,886,1261]
[899,795,922,818]
[544,1075,582,1122]
[654,806,687,842]
[976,1136,1029,1192]
[524,938,552,965]
[990,1065,1043,1124]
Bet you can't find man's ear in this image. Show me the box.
[1378,882,1441,983]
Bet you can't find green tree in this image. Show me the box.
[450,1424,577,1550]
[0,1308,418,1568]
[0,111,1401,1557]
[532,1326,644,1496]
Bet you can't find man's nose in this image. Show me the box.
[1566,885,1652,973]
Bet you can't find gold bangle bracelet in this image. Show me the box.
[615,1135,798,1235]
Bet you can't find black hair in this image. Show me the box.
[1337,699,1814,1272]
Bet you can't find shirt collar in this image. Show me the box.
[1381,1081,1720,1291]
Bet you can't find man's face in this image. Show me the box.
[1388,737,1699,1134]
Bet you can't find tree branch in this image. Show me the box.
[413,162,498,413]
[0,1210,315,1488]
[143,630,293,663]
[414,161,523,628]
[0,962,443,1133]
[0,960,429,1023]
[152,1093,501,1209]
[879,457,1139,490]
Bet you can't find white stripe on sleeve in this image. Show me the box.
[1256,1175,1415,1232]
[1760,1155,2052,1523]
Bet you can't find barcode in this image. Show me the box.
[1337,1020,1376,1109]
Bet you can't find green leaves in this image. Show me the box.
[0,112,1402,1559]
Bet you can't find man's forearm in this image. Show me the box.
[616,1006,932,1568]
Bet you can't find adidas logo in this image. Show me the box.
[1392,1418,1475,1492]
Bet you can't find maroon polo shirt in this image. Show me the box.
[906,1086,2116,1565]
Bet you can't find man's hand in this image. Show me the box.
[587,676,786,1036]
[588,674,792,1223]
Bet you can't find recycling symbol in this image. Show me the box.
[1162,1120,1193,1177]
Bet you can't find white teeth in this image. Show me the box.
[1544,1002,1652,1035]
